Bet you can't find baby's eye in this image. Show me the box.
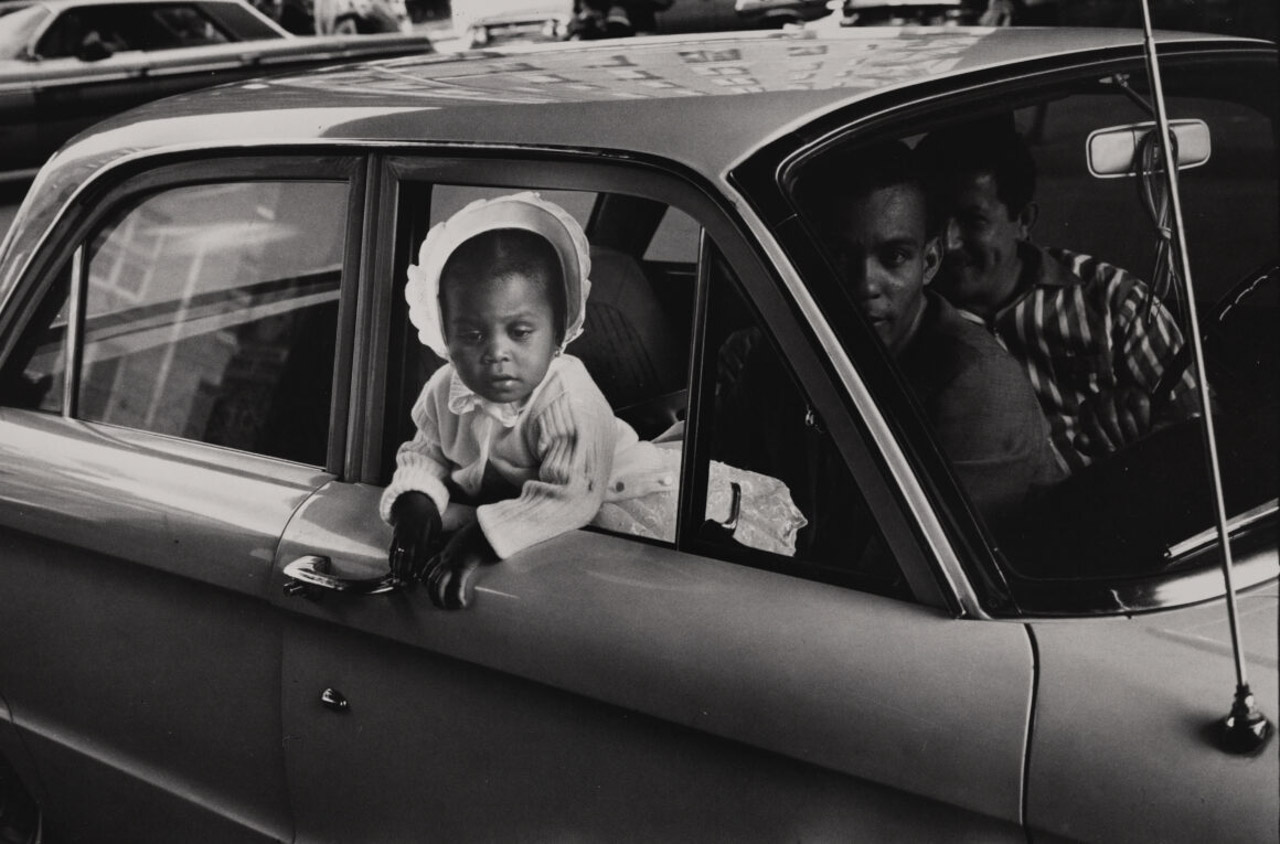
[456,330,484,344]
[510,325,535,340]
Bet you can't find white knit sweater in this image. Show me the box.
[379,355,673,559]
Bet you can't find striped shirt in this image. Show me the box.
[963,243,1198,473]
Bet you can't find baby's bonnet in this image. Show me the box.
[404,191,593,360]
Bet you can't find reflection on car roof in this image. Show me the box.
[71,28,1253,176]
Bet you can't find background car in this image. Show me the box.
[0,24,1275,844]
[838,0,974,26]
[251,0,412,33]
[0,0,432,181]
[452,0,832,47]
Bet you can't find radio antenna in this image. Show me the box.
[1136,0,1271,754]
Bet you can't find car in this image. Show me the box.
[249,0,412,35]
[838,0,974,26]
[0,24,1275,844]
[0,0,433,182]
[451,0,832,48]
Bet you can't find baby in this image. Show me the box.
[379,192,679,608]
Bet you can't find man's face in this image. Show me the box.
[936,171,1030,313]
[830,183,940,356]
[442,271,559,404]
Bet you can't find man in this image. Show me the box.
[915,122,1198,473]
[804,141,1062,524]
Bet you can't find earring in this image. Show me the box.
[553,348,563,357]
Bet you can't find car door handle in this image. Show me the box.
[283,555,400,597]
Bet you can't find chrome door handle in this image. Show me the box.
[283,555,400,597]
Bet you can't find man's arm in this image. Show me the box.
[1074,261,1199,456]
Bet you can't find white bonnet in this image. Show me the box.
[404,191,593,359]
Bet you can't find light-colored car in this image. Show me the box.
[0,25,1275,844]
[0,0,432,181]
[452,0,832,47]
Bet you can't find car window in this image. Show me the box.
[35,3,237,57]
[381,178,908,596]
[0,180,348,466]
[786,57,1277,598]
[382,184,693,542]
[696,244,907,596]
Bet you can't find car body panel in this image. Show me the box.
[0,410,327,841]
[273,481,1034,841]
[1027,577,1280,843]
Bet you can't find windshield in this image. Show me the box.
[0,5,49,59]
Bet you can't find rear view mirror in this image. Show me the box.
[1086,119,1211,178]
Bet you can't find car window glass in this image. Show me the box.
[643,206,700,262]
[696,246,907,596]
[35,4,231,56]
[69,180,347,464]
[0,265,70,413]
[149,6,231,46]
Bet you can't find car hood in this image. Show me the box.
[1027,578,1279,843]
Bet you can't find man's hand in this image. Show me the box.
[388,492,442,583]
[424,521,497,610]
[1073,386,1152,458]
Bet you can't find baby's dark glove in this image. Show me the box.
[424,521,497,610]
[388,492,442,583]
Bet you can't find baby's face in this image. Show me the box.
[443,271,559,404]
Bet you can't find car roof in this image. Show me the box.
[60,27,1261,179]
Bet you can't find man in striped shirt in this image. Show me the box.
[916,124,1199,474]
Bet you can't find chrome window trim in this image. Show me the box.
[62,244,83,418]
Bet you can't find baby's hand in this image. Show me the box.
[424,521,497,610]
[388,492,442,583]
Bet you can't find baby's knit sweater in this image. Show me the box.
[380,355,656,559]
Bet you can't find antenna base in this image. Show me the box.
[1217,685,1272,755]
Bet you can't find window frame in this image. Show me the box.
[364,150,949,608]
[0,152,366,475]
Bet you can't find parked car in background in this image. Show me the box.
[0,0,431,181]
[453,0,832,47]
[838,0,974,26]
[0,24,1275,844]
[251,0,411,33]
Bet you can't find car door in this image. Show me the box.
[0,154,366,842]
[271,154,1035,842]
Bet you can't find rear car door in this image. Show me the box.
[272,154,1035,842]
[0,154,365,842]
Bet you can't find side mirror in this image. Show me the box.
[1086,119,1211,178]
[75,32,115,62]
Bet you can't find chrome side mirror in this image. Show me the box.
[1086,119,1211,178]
